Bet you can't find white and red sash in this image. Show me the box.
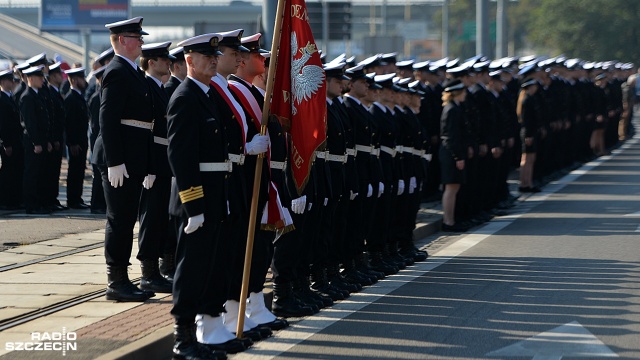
[229,79,262,131]
[227,77,294,235]
[210,74,248,143]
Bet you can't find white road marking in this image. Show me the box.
[486,321,618,359]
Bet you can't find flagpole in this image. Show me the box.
[236,0,287,339]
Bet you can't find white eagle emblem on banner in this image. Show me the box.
[290,31,325,115]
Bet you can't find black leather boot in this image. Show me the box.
[272,282,316,318]
[355,252,385,281]
[173,323,227,360]
[369,250,399,275]
[295,276,333,308]
[310,267,349,300]
[160,252,176,281]
[327,263,361,293]
[106,265,154,302]
[140,259,173,293]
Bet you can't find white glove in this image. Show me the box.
[108,163,129,188]
[367,184,373,198]
[350,190,358,200]
[378,182,384,198]
[324,197,328,206]
[397,179,405,196]
[409,176,417,194]
[291,195,306,214]
[245,134,270,155]
[142,174,156,189]
[184,213,204,234]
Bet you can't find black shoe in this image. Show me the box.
[441,222,468,233]
[26,207,51,215]
[140,260,173,293]
[106,280,154,302]
[106,265,155,302]
[255,325,272,338]
[173,324,227,360]
[68,202,90,209]
[51,204,68,211]
[259,318,289,331]
[272,298,316,318]
[204,339,247,354]
[91,208,106,214]
[237,329,262,342]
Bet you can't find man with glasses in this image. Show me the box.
[91,17,156,302]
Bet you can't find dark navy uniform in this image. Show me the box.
[91,54,154,267]
[19,85,50,213]
[88,68,106,213]
[138,74,172,264]
[168,76,229,325]
[0,83,24,209]
[63,88,89,207]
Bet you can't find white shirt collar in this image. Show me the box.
[344,94,362,105]
[188,76,210,94]
[146,74,163,88]
[116,54,139,71]
[326,97,333,105]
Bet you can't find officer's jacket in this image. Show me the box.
[19,87,50,148]
[146,76,172,177]
[167,77,228,220]
[63,89,89,148]
[0,91,22,149]
[92,55,154,176]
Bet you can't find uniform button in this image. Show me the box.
[225,175,229,179]
[232,115,236,119]
[365,126,369,130]
[215,129,218,133]
[338,132,342,136]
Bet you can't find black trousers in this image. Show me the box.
[22,140,46,211]
[66,146,87,205]
[0,143,24,207]
[90,164,106,210]
[171,215,222,325]
[368,182,393,251]
[272,202,310,284]
[330,197,348,265]
[138,175,171,261]
[164,215,180,257]
[343,193,363,263]
[99,165,144,266]
[389,185,411,245]
[228,210,274,299]
[45,145,63,206]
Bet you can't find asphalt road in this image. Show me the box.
[240,138,640,359]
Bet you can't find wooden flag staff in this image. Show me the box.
[236,0,287,338]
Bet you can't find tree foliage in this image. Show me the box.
[529,0,640,62]
[433,0,640,62]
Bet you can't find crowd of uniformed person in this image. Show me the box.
[0,15,636,360]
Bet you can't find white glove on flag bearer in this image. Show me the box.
[142,174,156,189]
[291,195,307,214]
[108,163,129,188]
[184,214,205,234]
[245,134,270,155]
[367,184,373,198]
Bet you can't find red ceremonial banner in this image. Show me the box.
[270,0,327,196]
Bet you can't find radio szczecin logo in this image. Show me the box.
[5,327,77,356]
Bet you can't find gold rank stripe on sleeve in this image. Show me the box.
[179,186,204,203]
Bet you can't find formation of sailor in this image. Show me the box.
[1,14,635,360]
